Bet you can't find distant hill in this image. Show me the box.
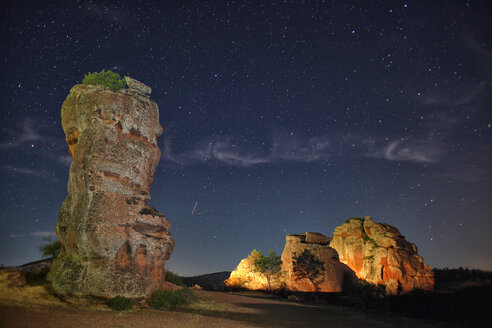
[181,271,231,291]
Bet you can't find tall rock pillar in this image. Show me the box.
[48,79,174,298]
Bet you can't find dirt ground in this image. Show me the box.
[0,272,457,328]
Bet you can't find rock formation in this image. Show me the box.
[330,217,434,294]
[47,80,174,298]
[225,232,357,292]
[282,233,357,292]
[225,250,283,290]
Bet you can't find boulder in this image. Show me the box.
[330,217,434,294]
[47,83,174,298]
[225,233,357,293]
[281,234,357,292]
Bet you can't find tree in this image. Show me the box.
[39,237,61,258]
[82,69,127,91]
[292,250,325,291]
[253,250,282,290]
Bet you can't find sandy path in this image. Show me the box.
[0,290,457,328]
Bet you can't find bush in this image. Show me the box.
[358,279,387,299]
[107,296,133,311]
[165,271,185,287]
[39,237,61,258]
[25,268,50,286]
[147,288,193,311]
[82,69,127,91]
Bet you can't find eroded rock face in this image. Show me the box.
[47,83,174,298]
[225,233,357,293]
[330,217,434,294]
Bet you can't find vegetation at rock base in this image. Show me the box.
[39,237,61,259]
[107,296,133,311]
[25,268,50,286]
[252,249,282,290]
[358,279,387,299]
[82,69,127,91]
[292,250,326,291]
[147,288,195,311]
[165,270,185,287]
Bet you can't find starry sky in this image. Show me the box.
[0,0,491,275]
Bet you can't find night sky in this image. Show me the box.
[1,1,491,275]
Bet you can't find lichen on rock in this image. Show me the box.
[47,82,174,298]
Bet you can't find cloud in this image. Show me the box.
[164,137,271,167]
[163,132,439,167]
[271,135,334,162]
[30,231,57,238]
[0,119,43,149]
[58,155,73,166]
[2,165,49,178]
[9,231,57,238]
[369,138,442,163]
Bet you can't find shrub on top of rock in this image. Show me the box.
[82,69,127,91]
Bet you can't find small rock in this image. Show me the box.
[305,232,331,245]
[124,76,152,94]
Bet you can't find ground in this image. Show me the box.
[0,271,456,328]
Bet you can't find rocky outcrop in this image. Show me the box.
[225,232,357,293]
[330,217,434,294]
[282,233,357,292]
[225,250,283,290]
[47,81,174,298]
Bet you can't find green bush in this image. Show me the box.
[39,237,61,258]
[82,69,127,91]
[107,296,133,311]
[165,271,185,287]
[147,288,193,311]
[252,249,282,290]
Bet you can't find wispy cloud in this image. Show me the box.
[368,138,442,163]
[0,119,43,149]
[2,165,57,181]
[3,165,47,178]
[58,155,73,166]
[9,231,57,238]
[164,137,271,167]
[30,231,57,238]
[162,132,442,167]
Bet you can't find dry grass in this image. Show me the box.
[0,272,457,327]
[0,271,63,308]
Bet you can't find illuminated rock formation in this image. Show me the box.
[281,233,357,292]
[330,217,434,294]
[48,80,174,298]
[225,232,357,292]
[225,250,283,290]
